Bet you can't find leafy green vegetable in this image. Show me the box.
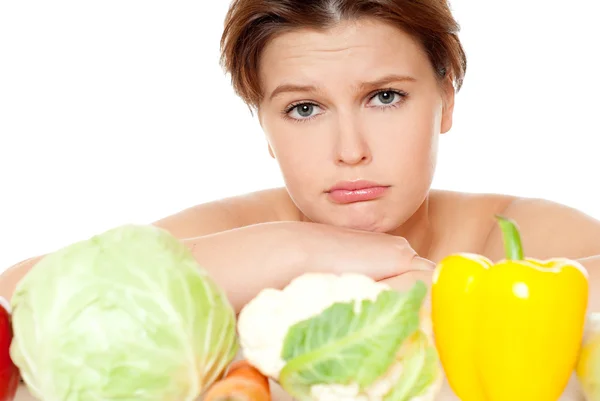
[10,224,238,401]
[279,281,427,399]
[384,330,440,401]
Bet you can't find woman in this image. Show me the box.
[2,0,600,314]
[4,1,596,400]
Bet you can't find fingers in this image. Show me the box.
[388,235,435,275]
[378,255,434,280]
[408,256,436,272]
[375,235,435,279]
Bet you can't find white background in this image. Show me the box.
[1,1,599,271]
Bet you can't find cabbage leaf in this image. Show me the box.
[279,281,427,399]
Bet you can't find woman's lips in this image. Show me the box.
[326,180,390,204]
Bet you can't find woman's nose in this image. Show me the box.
[334,116,372,166]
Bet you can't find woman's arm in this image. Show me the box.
[0,190,431,312]
[184,221,431,313]
[0,188,293,304]
[0,222,428,313]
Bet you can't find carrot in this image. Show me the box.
[203,360,272,401]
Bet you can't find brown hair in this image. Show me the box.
[220,0,467,109]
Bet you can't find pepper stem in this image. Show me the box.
[495,215,524,260]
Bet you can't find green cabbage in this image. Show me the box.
[10,224,238,401]
[278,281,441,401]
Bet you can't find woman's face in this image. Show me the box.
[257,18,454,233]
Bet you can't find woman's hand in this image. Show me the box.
[304,222,435,281]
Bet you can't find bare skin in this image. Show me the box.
[9,188,591,401]
[5,16,599,401]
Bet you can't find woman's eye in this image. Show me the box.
[288,103,321,119]
[369,91,403,107]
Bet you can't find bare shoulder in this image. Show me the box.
[427,189,517,259]
[152,187,301,239]
[482,196,600,260]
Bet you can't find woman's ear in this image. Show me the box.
[258,107,276,159]
[440,78,456,134]
[268,143,275,159]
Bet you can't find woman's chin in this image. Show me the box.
[300,198,404,232]
[328,213,398,233]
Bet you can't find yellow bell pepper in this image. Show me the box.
[431,215,589,401]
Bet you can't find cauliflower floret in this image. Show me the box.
[237,273,390,379]
[237,273,440,401]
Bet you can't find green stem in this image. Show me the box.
[494,215,524,260]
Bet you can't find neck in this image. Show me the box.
[388,194,434,259]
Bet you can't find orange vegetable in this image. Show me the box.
[203,360,272,401]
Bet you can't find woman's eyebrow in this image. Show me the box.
[269,83,319,101]
[355,74,417,92]
[268,74,417,101]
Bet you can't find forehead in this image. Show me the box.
[258,18,434,96]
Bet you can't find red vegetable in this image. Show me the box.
[0,297,19,401]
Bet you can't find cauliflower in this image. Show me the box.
[577,313,600,401]
[237,273,442,401]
